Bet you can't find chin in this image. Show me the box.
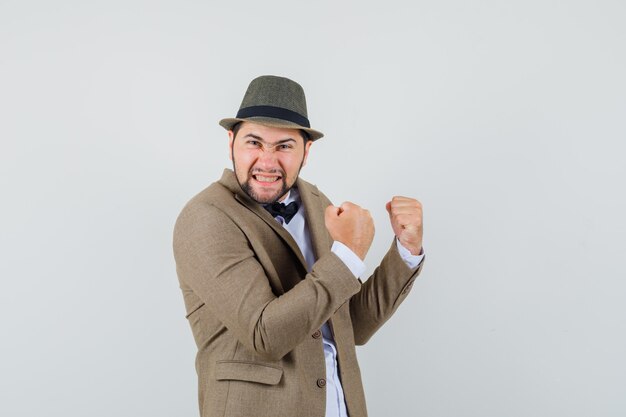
[242,181,288,205]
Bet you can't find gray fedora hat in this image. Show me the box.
[219,75,324,141]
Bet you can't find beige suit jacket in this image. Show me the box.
[173,169,424,417]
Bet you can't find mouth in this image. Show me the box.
[251,173,283,185]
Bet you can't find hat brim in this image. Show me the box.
[219,116,324,141]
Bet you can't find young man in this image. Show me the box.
[173,75,425,417]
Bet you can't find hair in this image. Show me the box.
[231,122,310,144]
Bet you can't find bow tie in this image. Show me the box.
[264,201,299,224]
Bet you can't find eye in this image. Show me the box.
[278,143,294,150]
[246,140,262,147]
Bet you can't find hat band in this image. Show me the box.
[236,105,311,128]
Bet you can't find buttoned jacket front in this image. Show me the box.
[173,169,424,417]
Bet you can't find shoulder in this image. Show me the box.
[173,181,242,244]
[176,181,233,220]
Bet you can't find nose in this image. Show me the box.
[255,147,279,170]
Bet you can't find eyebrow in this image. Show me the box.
[243,133,297,145]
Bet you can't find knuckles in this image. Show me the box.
[389,197,422,211]
[389,200,422,209]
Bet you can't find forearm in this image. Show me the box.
[241,252,360,359]
[174,205,361,360]
[349,239,425,345]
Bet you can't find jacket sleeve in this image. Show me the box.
[173,202,361,361]
[349,239,425,345]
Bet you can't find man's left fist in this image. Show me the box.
[385,196,423,256]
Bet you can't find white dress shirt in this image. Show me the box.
[270,187,424,417]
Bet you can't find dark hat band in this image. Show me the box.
[236,105,310,128]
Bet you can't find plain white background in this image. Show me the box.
[1,1,625,416]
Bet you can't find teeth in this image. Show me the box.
[256,175,279,182]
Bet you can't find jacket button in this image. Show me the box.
[312,330,322,339]
[317,378,326,388]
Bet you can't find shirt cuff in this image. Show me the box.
[396,239,425,269]
[331,241,367,278]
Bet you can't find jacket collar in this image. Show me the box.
[217,169,330,270]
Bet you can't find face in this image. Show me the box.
[229,122,313,204]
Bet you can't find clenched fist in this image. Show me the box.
[325,202,375,260]
[386,196,423,256]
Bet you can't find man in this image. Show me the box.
[173,75,425,417]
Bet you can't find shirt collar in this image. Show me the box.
[280,187,300,205]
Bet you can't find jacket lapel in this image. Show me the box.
[218,169,309,271]
[297,178,332,260]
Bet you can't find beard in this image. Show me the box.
[232,155,298,204]
[238,169,291,204]
[231,140,307,204]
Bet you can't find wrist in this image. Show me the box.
[409,246,423,256]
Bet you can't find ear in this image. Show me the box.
[228,130,234,161]
[301,140,313,167]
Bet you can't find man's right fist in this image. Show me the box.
[325,202,375,260]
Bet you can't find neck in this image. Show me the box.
[277,189,291,203]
